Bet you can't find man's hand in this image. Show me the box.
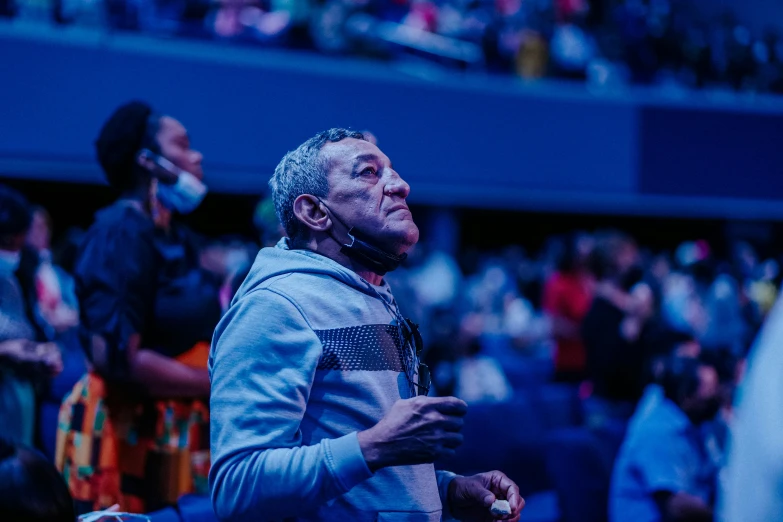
[358,396,467,471]
[38,342,63,375]
[448,471,525,521]
[0,340,62,375]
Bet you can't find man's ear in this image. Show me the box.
[293,194,330,233]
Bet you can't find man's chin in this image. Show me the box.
[396,225,420,254]
[381,224,419,256]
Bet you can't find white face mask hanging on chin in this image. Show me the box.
[156,169,208,214]
[139,149,208,215]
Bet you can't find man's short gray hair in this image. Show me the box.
[270,128,366,240]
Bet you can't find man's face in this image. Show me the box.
[684,365,722,424]
[320,138,419,255]
[157,116,204,180]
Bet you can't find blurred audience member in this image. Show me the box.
[0,186,62,447]
[8,0,783,98]
[610,355,721,522]
[407,244,463,312]
[543,232,595,383]
[20,206,80,340]
[15,205,88,459]
[700,349,742,502]
[56,101,220,514]
[582,231,656,422]
[701,272,746,355]
[205,0,293,43]
[0,438,142,522]
[0,438,76,522]
[253,196,285,248]
[452,312,513,403]
[217,196,284,311]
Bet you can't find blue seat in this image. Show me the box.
[177,495,219,522]
[147,495,218,522]
[521,490,561,522]
[436,394,550,495]
[546,428,612,522]
[147,507,182,522]
[531,384,582,430]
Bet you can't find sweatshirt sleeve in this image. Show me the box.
[208,287,373,521]
[436,470,460,521]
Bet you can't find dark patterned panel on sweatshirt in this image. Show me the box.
[315,325,405,371]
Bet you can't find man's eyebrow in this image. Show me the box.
[352,153,381,168]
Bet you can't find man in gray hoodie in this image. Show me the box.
[209,129,524,522]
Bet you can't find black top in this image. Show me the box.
[75,201,222,379]
[582,296,664,403]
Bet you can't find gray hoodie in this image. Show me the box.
[209,239,457,522]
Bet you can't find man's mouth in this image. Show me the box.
[387,205,410,214]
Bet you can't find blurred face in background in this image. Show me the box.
[650,254,671,284]
[615,240,644,291]
[616,241,640,275]
[156,116,204,180]
[574,234,594,270]
[674,339,701,359]
[26,208,51,253]
[683,364,722,424]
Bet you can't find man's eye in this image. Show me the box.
[361,167,376,176]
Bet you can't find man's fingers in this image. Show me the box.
[488,472,524,514]
[430,397,468,416]
[437,448,457,459]
[436,415,465,431]
[441,432,464,449]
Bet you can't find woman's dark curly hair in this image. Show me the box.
[0,438,75,522]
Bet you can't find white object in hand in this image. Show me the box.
[490,499,512,516]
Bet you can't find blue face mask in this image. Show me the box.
[0,250,21,274]
[156,170,208,215]
[139,149,208,215]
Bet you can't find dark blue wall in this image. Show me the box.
[2,23,783,219]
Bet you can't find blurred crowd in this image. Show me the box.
[1,173,771,519]
[4,0,783,94]
[0,101,777,521]
[393,230,764,400]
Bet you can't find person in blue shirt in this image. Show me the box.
[610,355,722,522]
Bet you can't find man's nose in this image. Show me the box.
[190,149,204,166]
[385,171,410,198]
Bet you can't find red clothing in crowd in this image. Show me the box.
[543,271,594,376]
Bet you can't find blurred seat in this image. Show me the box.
[147,495,218,522]
[147,507,181,522]
[481,334,554,392]
[546,427,612,522]
[436,394,550,495]
[520,490,561,522]
[531,384,582,430]
[177,494,219,522]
